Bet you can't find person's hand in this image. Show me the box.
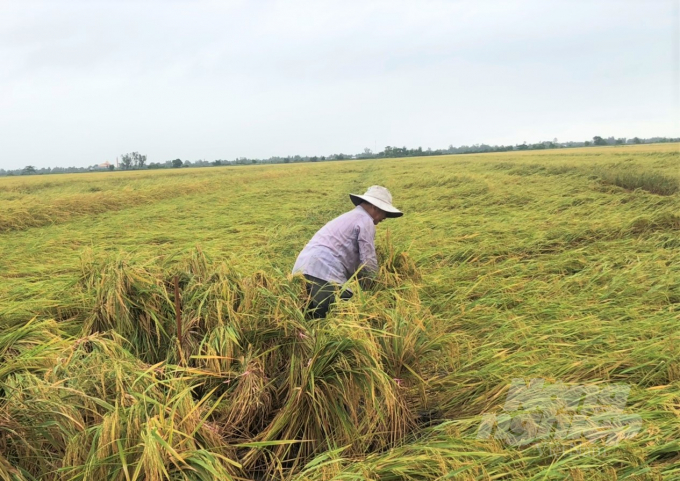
[360,276,376,290]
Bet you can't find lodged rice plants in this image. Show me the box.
[0,331,240,480]
[1,143,679,479]
[596,168,679,196]
[1,240,449,479]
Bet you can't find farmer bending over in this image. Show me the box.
[292,185,403,318]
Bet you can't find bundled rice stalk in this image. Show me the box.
[1,372,88,479]
[59,386,240,481]
[187,325,242,387]
[0,318,66,392]
[1,332,241,480]
[368,301,459,420]
[1,334,156,478]
[78,248,309,368]
[45,333,162,408]
[0,450,26,481]
[376,229,421,288]
[214,351,275,441]
[79,251,174,363]
[242,319,411,475]
[165,247,244,335]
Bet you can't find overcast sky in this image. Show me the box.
[1,0,678,170]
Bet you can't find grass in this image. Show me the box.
[0,143,679,479]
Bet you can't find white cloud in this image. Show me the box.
[0,0,677,169]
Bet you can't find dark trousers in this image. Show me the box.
[303,274,353,318]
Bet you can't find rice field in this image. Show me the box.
[1,143,679,480]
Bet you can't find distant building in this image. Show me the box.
[88,161,113,171]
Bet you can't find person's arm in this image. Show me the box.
[357,223,379,286]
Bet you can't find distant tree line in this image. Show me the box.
[3,136,678,176]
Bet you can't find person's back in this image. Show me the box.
[292,185,403,318]
[293,205,378,286]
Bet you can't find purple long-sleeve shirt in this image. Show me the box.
[292,205,379,285]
